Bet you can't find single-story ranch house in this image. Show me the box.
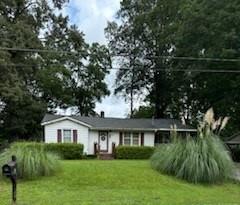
[41,113,196,155]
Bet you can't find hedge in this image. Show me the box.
[11,142,84,160]
[44,143,84,159]
[115,146,155,159]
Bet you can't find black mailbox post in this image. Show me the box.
[2,155,17,204]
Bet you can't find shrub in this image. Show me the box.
[115,146,155,159]
[151,108,235,184]
[45,143,84,159]
[0,142,60,180]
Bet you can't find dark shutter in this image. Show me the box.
[73,130,78,143]
[119,132,123,145]
[57,129,62,143]
[141,132,144,146]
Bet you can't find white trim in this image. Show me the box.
[123,132,140,146]
[41,117,92,128]
[62,129,72,143]
[91,127,197,132]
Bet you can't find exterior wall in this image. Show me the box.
[88,130,98,155]
[44,119,89,153]
[88,130,120,154]
[109,131,120,153]
[44,120,155,155]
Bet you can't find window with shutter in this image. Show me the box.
[63,129,71,143]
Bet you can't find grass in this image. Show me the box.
[0,160,240,205]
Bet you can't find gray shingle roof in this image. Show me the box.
[42,114,195,131]
[226,133,240,144]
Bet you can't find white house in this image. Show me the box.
[41,113,196,155]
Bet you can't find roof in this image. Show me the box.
[41,114,196,131]
[226,132,240,144]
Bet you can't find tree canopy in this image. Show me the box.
[0,0,111,140]
[106,0,240,137]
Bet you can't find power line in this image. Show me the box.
[0,47,76,55]
[115,54,240,62]
[148,55,240,62]
[1,46,240,62]
[0,63,240,73]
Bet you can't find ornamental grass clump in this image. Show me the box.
[0,142,60,180]
[151,108,234,184]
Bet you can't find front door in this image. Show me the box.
[99,131,108,152]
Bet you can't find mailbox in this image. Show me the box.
[2,156,17,178]
[2,164,12,177]
[1,155,17,204]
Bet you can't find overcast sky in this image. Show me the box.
[62,0,134,118]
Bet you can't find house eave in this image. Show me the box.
[41,117,92,128]
[90,127,197,132]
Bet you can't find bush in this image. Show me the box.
[45,143,84,159]
[151,136,234,184]
[0,142,60,180]
[115,146,155,159]
[151,108,234,184]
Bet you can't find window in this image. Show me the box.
[154,131,170,146]
[123,132,140,146]
[132,132,139,145]
[124,132,131,145]
[63,129,71,143]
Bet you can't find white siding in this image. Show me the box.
[44,119,89,153]
[88,131,120,154]
[44,120,156,155]
[108,131,120,154]
[88,130,98,155]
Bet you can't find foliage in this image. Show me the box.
[106,0,180,118]
[0,0,111,140]
[45,143,84,159]
[6,142,85,159]
[132,105,155,118]
[151,109,234,184]
[106,0,240,137]
[151,137,234,184]
[1,160,240,205]
[0,142,60,179]
[115,146,154,159]
[171,0,240,136]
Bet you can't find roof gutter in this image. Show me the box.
[90,127,197,132]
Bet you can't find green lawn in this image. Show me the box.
[0,160,240,205]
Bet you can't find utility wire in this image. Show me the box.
[0,63,240,73]
[1,46,240,62]
[0,47,75,55]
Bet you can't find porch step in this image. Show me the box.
[98,153,114,160]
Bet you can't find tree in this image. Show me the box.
[172,0,240,136]
[106,0,181,118]
[0,0,111,140]
[132,105,154,118]
[107,0,240,136]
